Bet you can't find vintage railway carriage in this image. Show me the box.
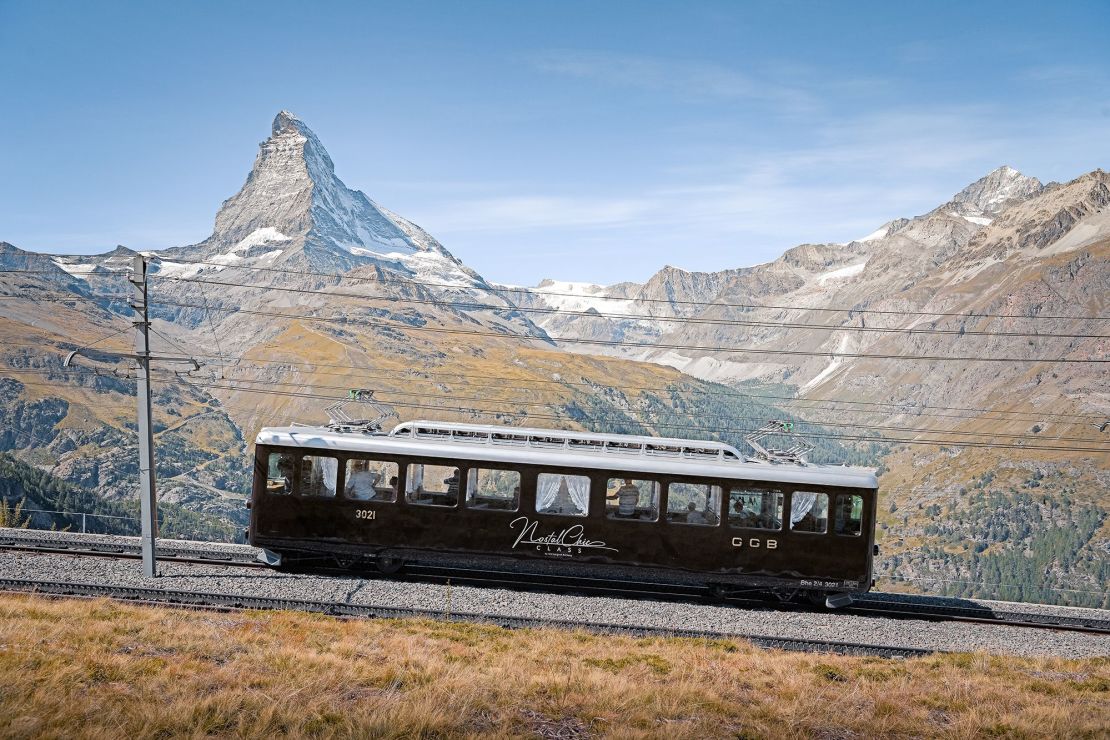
[248,420,879,602]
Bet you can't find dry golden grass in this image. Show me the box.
[0,594,1107,738]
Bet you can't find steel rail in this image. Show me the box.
[0,533,265,568]
[364,562,1110,635]
[3,535,1107,634]
[0,577,931,658]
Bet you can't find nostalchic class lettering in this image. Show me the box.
[509,517,618,556]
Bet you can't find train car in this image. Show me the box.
[247,420,879,605]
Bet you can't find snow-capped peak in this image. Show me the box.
[952,165,1043,215]
[155,111,488,293]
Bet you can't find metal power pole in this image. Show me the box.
[130,255,159,578]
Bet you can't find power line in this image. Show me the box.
[149,274,1110,340]
[5,363,1101,446]
[169,373,1104,444]
[165,378,1109,453]
[140,259,1110,322]
[185,354,1103,421]
[4,338,1102,422]
[144,298,1110,364]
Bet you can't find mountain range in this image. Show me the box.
[1,111,1106,605]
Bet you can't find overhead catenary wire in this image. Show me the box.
[142,298,1110,364]
[139,260,1110,322]
[10,281,1109,341]
[4,335,1103,423]
[159,372,1105,444]
[4,364,1104,448]
[5,264,1108,321]
[147,274,1110,340]
[163,378,1110,453]
[184,355,1106,422]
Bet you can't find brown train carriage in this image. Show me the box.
[248,421,879,603]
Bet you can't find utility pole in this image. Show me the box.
[63,254,201,578]
[130,255,159,578]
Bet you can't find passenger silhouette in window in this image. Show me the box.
[607,478,640,517]
[345,460,379,500]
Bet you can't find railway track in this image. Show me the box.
[0,576,930,658]
[2,532,1108,636]
[0,532,265,567]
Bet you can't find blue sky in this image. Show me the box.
[2,0,1108,285]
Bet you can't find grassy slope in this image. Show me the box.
[0,594,1107,737]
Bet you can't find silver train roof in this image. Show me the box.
[256,420,878,489]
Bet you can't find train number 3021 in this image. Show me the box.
[354,510,377,520]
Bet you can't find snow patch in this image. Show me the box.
[398,251,477,289]
[800,335,854,393]
[531,280,635,315]
[51,259,97,280]
[156,261,208,279]
[815,260,868,285]
[953,213,992,226]
[232,227,291,252]
[855,226,889,243]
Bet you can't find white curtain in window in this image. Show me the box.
[407,465,424,493]
[537,474,558,509]
[537,474,589,514]
[790,491,816,525]
[567,476,589,511]
[314,456,338,493]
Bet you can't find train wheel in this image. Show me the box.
[705,583,730,602]
[334,553,359,570]
[376,552,405,574]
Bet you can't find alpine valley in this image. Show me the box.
[1,112,1106,606]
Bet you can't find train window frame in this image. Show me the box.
[264,451,296,496]
[727,486,784,531]
[833,493,864,537]
[789,491,829,534]
[300,453,340,498]
[342,457,400,503]
[604,477,660,522]
[405,463,462,508]
[465,467,521,512]
[665,481,722,526]
[535,472,590,517]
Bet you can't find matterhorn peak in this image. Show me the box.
[195,110,454,262]
[272,109,307,136]
[952,165,1043,215]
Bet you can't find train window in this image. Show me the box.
[344,459,399,502]
[834,494,864,536]
[536,473,589,517]
[789,491,829,533]
[666,482,721,526]
[568,438,604,452]
[301,455,338,497]
[605,478,659,521]
[405,464,461,507]
[466,468,520,511]
[728,487,784,530]
[265,452,296,495]
[491,432,528,446]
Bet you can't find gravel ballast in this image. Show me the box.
[1,529,1108,658]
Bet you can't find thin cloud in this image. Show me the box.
[425,100,1108,278]
[532,50,818,112]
